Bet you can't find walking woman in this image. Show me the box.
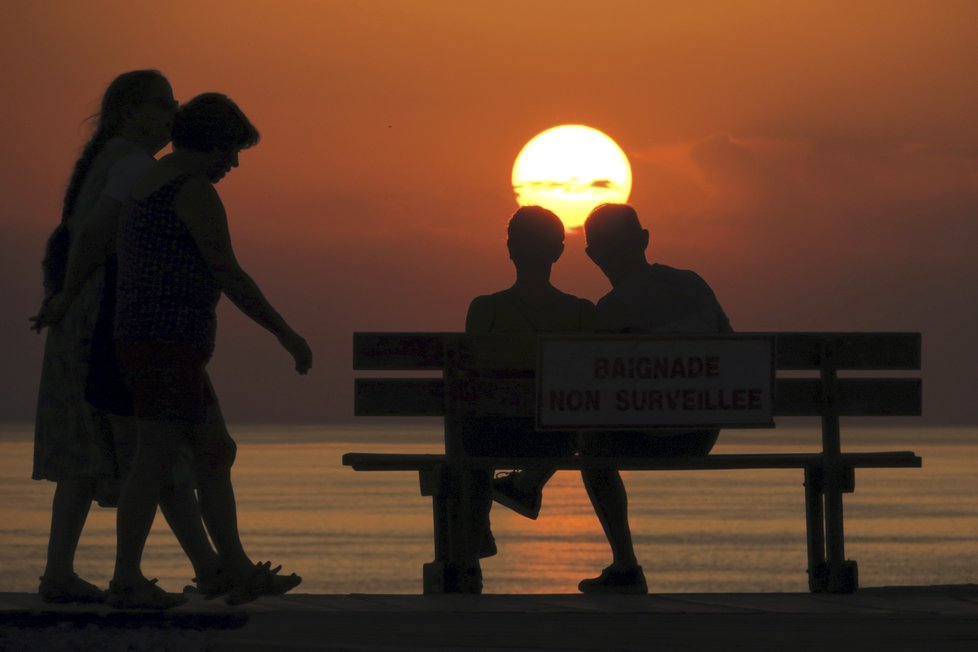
[109,93,311,608]
[32,70,179,603]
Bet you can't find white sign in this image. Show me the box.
[537,335,775,429]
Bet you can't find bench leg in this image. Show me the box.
[420,464,482,594]
[804,467,827,592]
[824,463,858,593]
[420,466,452,594]
[805,465,859,594]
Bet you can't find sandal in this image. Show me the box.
[107,578,188,610]
[38,574,106,604]
[225,561,302,606]
[185,568,234,599]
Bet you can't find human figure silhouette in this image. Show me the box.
[106,93,312,608]
[29,70,221,605]
[577,203,732,594]
[460,206,594,591]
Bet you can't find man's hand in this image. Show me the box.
[281,332,313,375]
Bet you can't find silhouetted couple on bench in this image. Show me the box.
[462,203,732,594]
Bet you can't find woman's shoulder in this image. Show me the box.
[465,293,498,334]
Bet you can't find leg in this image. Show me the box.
[188,404,252,578]
[159,483,221,581]
[581,468,638,569]
[112,418,182,587]
[43,476,95,582]
[578,468,647,594]
[188,382,301,604]
[38,476,107,602]
[111,415,220,581]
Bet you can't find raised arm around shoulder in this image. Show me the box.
[175,177,312,374]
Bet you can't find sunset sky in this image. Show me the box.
[1,1,976,424]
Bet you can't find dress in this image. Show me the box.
[584,262,733,457]
[33,139,154,503]
[462,288,594,457]
[114,173,221,423]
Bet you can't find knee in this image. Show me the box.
[194,436,237,475]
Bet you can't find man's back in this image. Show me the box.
[594,263,732,334]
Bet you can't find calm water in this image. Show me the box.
[1,422,975,594]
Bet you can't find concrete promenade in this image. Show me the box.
[2,585,978,650]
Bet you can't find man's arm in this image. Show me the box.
[176,177,312,374]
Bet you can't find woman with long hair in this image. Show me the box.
[32,70,179,603]
[32,71,235,608]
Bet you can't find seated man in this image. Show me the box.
[578,203,733,594]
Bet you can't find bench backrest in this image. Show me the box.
[355,332,920,415]
[354,332,921,459]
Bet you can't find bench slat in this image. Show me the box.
[353,332,921,371]
[342,451,922,471]
[355,378,923,418]
[773,332,920,370]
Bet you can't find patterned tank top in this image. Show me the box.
[114,174,220,354]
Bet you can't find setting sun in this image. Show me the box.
[512,125,632,230]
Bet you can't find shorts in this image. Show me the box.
[579,429,719,457]
[115,340,214,424]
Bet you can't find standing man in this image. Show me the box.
[578,203,732,594]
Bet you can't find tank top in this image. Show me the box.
[114,174,220,354]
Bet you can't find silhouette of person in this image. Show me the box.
[32,73,260,606]
[460,206,594,591]
[30,70,189,604]
[108,93,312,608]
[577,203,732,594]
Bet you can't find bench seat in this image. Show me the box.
[342,451,921,472]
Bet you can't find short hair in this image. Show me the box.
[584,203,643,260]
[507,205,565,262]
[172,93,259,152]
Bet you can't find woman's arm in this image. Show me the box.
[175,177,312,374]
[30,196,121,330]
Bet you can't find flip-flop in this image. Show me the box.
[224,561,302,606]
[38,574,106,604]
[184,568,234,599]
[107,578,188,610]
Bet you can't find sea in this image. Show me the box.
[1,422,975,595]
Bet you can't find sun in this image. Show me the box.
[512,125,631,230]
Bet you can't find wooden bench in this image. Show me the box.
[343,332,922,594]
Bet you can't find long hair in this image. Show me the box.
[41,69,168,296]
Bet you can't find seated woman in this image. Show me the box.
[109,93,312,608]
[459,206,594,592]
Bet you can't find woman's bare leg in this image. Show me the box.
[43,477,95,581]
[112,413,220,580]
[112,419,181,586]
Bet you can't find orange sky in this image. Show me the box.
[1,1,976,423]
